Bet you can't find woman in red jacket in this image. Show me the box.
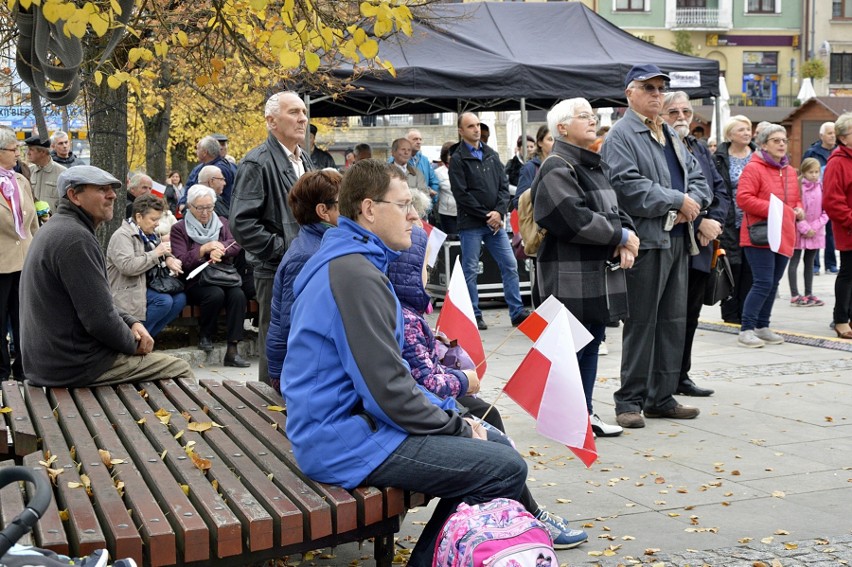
[822,112,852,339]
[736,124,804,348]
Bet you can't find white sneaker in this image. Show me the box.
[598,341,608,356]
[755,327,784,344]
[590,413,623,437]
[738,329,765,348]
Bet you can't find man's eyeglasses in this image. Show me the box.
[666,108,693,118]
[637,84,668,95]
[374,199,415,214]
[573,112,598,124]
[191,204,215,212]
[767,138,788,145]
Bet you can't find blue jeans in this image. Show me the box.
[577,323,606,415]
[365,433,527,567]
[145,289,187,337]
[458,226,525,319]
[742,247,788,331]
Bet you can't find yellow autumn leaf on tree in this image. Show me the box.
[359,39,378,59]
[305,51,320,73]
[176,30,188,48]
[106,75,121,89]
[88,11,109,37]
[373,19,391,38]
[360,1,377,17]
[94,70,103,86]
[248,0,265,10]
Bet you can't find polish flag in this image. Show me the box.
[517,295,593,352]
[150,181,166,199]
[504,309,597,467]
[767,193,795,258]
[421,220,448,268]
[435,257,487,379]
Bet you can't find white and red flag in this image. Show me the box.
[421,220,448,268]
[503,308,597,467]
[150,181,166,199]
[517,295,593,351]
[435,257,487,379]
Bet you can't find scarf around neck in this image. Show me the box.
[184,208,222,245]
[759,149,789,169]
[0,168,27,240]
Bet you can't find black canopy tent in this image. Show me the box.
[304,2,720,118]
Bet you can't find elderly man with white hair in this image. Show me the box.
[20,165,193,388]
[125,172,153,218]
[198,164,229,217]
[230,90,314,384]
[49,130,85,168]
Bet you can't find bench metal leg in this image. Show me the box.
[374,533,395,567]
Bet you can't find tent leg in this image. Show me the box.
[520,98,528,159]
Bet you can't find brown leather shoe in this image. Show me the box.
[644,404,700,419]
[615,412,645,428]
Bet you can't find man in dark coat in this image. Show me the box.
[229,91,313,385]
[803,121,838,273]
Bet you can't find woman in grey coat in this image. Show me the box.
[533,98,640,438]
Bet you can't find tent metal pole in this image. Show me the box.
[714,95,721,146]
[304,93,312,152]
[520,97,528,160]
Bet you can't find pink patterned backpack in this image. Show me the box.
[433,498,556,567]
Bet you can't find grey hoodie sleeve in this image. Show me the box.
[329,255,472,437]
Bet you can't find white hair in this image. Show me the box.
[198,165,221,184]
[820,121,836,135]
[662,91,692,111]
[264,91,301,119]
[547,98,589,139]
[50,130,69,144]
[186,184,217,205]
[197,136,220,159]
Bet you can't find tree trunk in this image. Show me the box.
[170,141,191,182]
[87,78,129,251]
[143,96,171,184]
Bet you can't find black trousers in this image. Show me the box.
[835,250,852,324]
[0,271,23,380]
[720,256,753,323]
[680,268,709,383]
[186,284,246,343]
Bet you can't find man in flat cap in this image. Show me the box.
[24,135,66,213]
[601,64,711,429]
[20,165,193,388]
[309,124,336,169]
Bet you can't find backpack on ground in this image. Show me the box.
[433,498,556,567]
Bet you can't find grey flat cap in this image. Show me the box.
[57,165,122,199]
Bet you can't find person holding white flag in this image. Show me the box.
[737,124,804,348]
[532,98,639,437]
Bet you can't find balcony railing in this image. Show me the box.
[674,8,721,29]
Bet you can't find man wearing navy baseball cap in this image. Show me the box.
[601,64,712,429]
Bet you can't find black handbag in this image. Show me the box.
[147,265,184,295]
[199,262,242,288]
[704,242,735,306]
[747,221,769,246]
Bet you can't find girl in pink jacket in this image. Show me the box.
[788,158,828,306]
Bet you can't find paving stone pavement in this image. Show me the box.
[185,269,852,566]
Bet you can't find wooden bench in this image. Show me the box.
[169,300,259,343]
[0,379,425,567]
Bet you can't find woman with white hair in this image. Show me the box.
[533,98,640,438]
[736,124,804,348]
[714,115,757,324]
[170,184,249,366]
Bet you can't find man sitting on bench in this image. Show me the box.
[282,160,528,567]
[20,166,193,388]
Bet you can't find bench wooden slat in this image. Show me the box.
[49,389,144,562]
[94,387,210,564]
[141,382,274,553]
[224,380,383,527]
[206,380,359,534]
[2,381,37,456]
[21,453,69,556]
[115,384,242,560]
[157,379,304,548]
[23,384,106,556]
[177,379,333,541]
[0,459,31,546]
[71,388,176,567]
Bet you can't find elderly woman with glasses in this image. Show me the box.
[0,128,38,381]
[170,184,249,366]
[736,124,804,348]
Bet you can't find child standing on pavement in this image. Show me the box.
[789,158,828,307]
